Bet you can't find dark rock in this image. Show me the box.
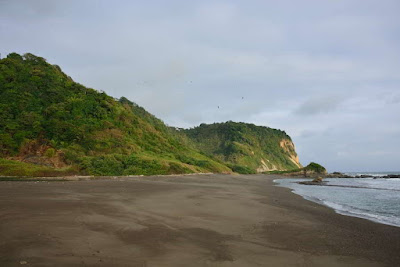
[298,180,327,186]
[326,172,354,178]
[299,176,325,185]
[383,174,400,178]
[312,177,323,183]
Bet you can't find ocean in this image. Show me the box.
[275,172,400,227]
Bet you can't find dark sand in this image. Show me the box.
[0,174,399,266]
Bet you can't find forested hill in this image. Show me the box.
[0,53,230,176]
[184,122,302,173]
[0,52,303,176]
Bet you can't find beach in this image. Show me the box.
[0,174,399,266]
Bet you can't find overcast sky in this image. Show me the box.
[1,0,399,172]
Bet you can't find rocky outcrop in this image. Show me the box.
[280,162,326,177]
[382,174,400,178]
[326,172,353,178]
[299,177,326,185]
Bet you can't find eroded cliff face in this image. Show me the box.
[254,139,302,173]
[279,139,302,169]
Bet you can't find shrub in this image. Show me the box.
[44,148,56,158]
[228,164,256,174]
[305,162,326,173]
[168,162,192,174]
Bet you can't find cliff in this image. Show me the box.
[183,122,302,173]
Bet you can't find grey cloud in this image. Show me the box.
[295,95,344,116]
[299,130,317,139]
[387,94,400,104]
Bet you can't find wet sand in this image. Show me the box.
[0,174,399,266]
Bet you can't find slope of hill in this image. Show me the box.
[183,122,302,173]
[0,52,306,176]
[0,53,230,176]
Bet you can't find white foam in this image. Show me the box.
[275,178,400,228]
[323,200,400,227]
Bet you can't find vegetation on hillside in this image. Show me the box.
[183,121,302,173]
[0,158,78,177]
[0,53,230,176]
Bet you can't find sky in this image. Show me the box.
[1,0,399,172]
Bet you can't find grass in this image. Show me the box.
[0,158,78,177]
[0,176,68,182]
[0,152,231,178]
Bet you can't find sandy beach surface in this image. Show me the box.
[0,174,399,266]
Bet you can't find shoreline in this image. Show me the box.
[0,174,399,266]
[269,176,400,264]
[275,177,400,228]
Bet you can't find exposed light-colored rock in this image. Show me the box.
[279,139,302,168]
[256,159,278,173]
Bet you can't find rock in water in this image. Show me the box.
[312,177,323,183]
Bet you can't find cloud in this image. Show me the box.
[385,93,400,104]
[295,95,344,116]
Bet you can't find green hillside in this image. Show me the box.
[0,53,230,176]
[183,122,302,173]
[0,52,306,176]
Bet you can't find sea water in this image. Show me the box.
[275,173,400,227]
